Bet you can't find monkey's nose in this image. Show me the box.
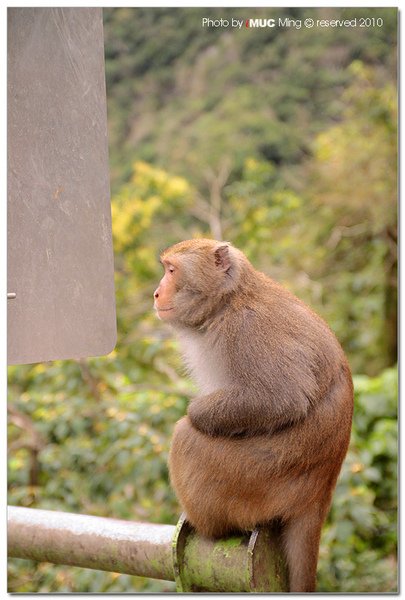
[154,290,159,299]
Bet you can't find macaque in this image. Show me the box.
[153,239,353,592]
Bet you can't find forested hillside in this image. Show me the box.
[103,7,396,188]
[8,8,397,593]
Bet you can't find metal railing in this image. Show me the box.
[8,506,288,592]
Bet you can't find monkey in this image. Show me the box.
[153,238,353,592]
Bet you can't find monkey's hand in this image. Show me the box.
[187,387,310,437]
[187,389,269,437]
[188,397,242,437]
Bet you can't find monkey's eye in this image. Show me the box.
[167,264,175,274]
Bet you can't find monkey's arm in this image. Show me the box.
[187,386,311,437]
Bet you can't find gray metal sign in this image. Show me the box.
[8,8,117,365]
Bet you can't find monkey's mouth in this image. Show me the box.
[156,306,174,312]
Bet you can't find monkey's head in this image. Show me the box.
[154,239,248,328]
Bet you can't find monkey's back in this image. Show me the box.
[216,274,350,424]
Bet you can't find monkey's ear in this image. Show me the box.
[214,245,231,272]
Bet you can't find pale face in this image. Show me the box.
[153,258,179,321]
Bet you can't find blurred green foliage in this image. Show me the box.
[8,7,397,593]
[318,367,397,592]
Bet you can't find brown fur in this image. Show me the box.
[154,239,353,592]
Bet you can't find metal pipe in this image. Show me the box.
[7,506,174,581]
[8,507,288,592]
